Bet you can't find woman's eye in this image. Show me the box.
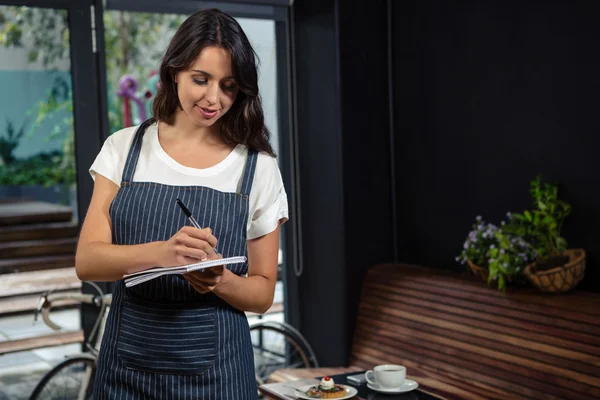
[222,84,237,91]
[193,79,208,85]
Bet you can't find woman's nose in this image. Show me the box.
[205,82,219,105]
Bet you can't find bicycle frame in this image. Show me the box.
[32,289,112,400]
[35,291,112,352]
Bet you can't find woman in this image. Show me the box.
[75,8,288,399]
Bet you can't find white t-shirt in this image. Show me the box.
[89,122,288,240]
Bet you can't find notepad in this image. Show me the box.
[123,256,247,287]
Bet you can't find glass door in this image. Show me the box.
[0,4,78,271]
[0,1,301,395]
[0,0,103,390]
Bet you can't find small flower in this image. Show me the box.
[501,221,506,226]
[500,249,505,254]
[503,262,508,267]
[490,244,495,249]
[463,242,469,249]
[455,256,460,262]
[506,212,512,218]
[476,216,482,222]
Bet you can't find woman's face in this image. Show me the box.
[175,46,239,128]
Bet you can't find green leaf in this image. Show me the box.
[498,275,506,291]
[27,50,39,63]
[542,216,554,225]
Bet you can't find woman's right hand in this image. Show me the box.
[157,226,218,268]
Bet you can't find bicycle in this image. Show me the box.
[29,282,111,400]
[29,283,318,399]
[250,320,319,387]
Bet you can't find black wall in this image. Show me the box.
[392,0,600,291]
[292,0,600,368]
[292,0,394,366]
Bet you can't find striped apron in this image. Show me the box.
[93,119,258,399]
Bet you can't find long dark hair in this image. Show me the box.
[152,8,274,156]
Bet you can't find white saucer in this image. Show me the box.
[367,379,419,394]
[294,384,358,400]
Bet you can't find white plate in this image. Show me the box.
[293,384,358,400]
[367,379,419,394]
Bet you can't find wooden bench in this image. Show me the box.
[270,264,600,399]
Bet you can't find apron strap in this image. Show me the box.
[239,149,258,197]
[121,118,155,184]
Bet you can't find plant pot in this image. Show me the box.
[467,260,523,289]
[524,249,586,293]
[467,260,489,281]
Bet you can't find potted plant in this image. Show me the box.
[457,216,536,291]
[504,176,585,293]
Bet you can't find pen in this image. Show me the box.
[175,198,218,254]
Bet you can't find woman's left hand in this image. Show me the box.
[184,253,226,294]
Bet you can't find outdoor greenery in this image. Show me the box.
[0,150,72,185]
[102,10,184,131]
[0,119,26,165]
[0,6,184,186]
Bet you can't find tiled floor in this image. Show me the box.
[0,281,285,399]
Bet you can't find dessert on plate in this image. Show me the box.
[305,376,347,399]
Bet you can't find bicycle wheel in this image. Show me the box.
[249,320,319,385]
[29,356,96,400]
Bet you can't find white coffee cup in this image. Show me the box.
[365,364,406,389]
